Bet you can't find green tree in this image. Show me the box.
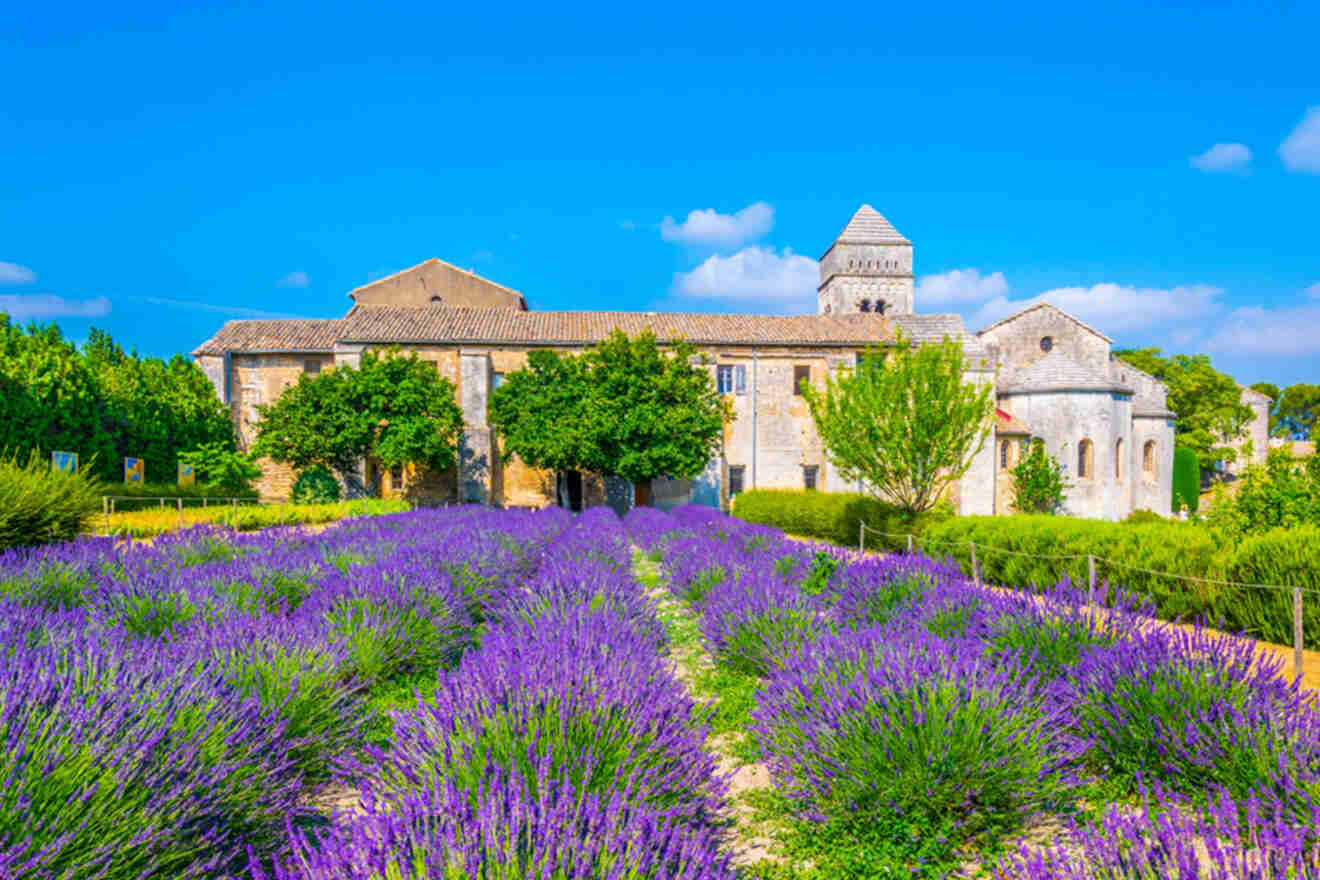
[1204,447,1320,537]
[802,335,995,514]
[253,349,464,480]
[1010,439,1071,513]
[486,350,597,492]
[1114,348,1254,472]
[178,442,262,493]
[1249,381,1282,436]
[1274,383,1320,440]
[586,331,729,490]
[488,330,729,502]
[1171,446,1201,514]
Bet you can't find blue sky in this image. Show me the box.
[3,0,1318,385]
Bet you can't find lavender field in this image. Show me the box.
[0,505,1318,878]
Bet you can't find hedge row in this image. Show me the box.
[729,489,950,553]
[731,490,1320,650]
[922,516,1320,650]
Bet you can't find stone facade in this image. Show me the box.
[194,205,1195,520]
[1227,384,1272,475]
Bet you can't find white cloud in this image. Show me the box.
[672,246,818,308]
[0,261,37,285]
[661,202,774,248]
[276,270,309,288]
[1280,106,1320,174]
[1189,142,1252,173]
[1205,302,1320,357]
[0,294,110,321]
[916,269,1009,308]
[144,296,307,319]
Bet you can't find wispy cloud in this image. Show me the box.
[1280,107,1320,173]
[143,297,308,319]
[1189,142,1252,173]
[0,293,110,321]
[661,202,774,248]
[276,270,309,288]
[672,246,817,311]
[0,261,37,286]
[618,220,637,230]
[1205,294,1320,357]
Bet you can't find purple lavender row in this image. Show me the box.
[631,506,1320,875]
[0,506,567,878]
[260,506,735,879]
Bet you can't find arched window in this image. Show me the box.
[429,294,444,304]
[1115,438,1124,483]
[1000,439,1011,470]
[1143,440,1157,478]
[876,300,887,315]
[1078,439,1093,479]
[859,299,871,312]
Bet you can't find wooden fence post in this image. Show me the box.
[159,497,165,509]
[858,522,865,553]
[102,497,109,535]
[1087,554,1097,612]
[177,497,183,528]
[1295,588,1305,684]
[970,541,980,589]
[907,534,914,554]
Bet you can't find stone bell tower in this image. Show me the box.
[817,205,915,316]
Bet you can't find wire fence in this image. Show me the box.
[858,521,1311,683]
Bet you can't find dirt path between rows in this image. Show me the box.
[632,551,778,870]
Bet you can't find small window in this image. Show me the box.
[492,372,504,390]
[735,364,747,393]
[1000,439,1011,470]
[717,365,735,393]
[823,304,832,314]
[859,299,871,313]
[803,465,819,490]
[303,359,321,375]
[389,464,403,491]
[429,294,444,304]
[728,465,745,496]
[1143,440,1157,477]
[1040,337,1054,353]
[1115,438,1124,483]
[875,300,887,315]
[794,365,811,395]
[1078,439,1093,479]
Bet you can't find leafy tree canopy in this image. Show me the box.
[1010,439,1071,514]
[1114,347,1255,471]
[1250,382,1283,435]
[252,349,464,476]
[0,316,235,483]
[802,334,995,514]
[488,330,729,488]
[1273,383,1320,440]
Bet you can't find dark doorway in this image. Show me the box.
[565,470,583,512]
[634,481,650,508]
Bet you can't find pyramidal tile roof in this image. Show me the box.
[834,204,911,245]
[999,350,1133,395]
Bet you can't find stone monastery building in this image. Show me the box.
[194,206,1179,519]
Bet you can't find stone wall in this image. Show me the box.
[978,308,1111,375]
[1227,385,1272,475]
[1129,415,1174,515]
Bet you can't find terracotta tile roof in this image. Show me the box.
[999,350,1134,395]
[192,308,982,354]
[995,408,1031,434]
[192,319,345,356]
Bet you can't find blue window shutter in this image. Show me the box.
[735,364,747,393]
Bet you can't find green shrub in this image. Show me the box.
[0,451,101,550]
[731,489,950,552]
[1172,445,1200,513]
[290,464,341,504]
[922,515,1320,649]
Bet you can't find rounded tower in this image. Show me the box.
[817,205,914,316]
